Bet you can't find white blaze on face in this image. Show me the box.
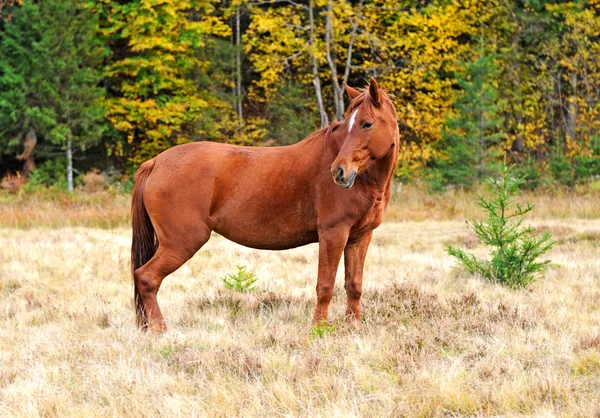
[348,109,358,132]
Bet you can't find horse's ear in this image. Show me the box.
[343,82,360,100]
[368,78,381,107]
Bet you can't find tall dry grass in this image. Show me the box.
[0,190,129,228]
[386,183,600,221]
[2,184,600,229]
[1,219,600,416]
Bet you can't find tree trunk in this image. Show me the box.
[325,0,363,121]
[567,72,577,142]
[66,135,73,192]
[309,0,329,128]
[479,86,484,178]
[343,0,362,86]
[16,126,37,178]
[325,0,343,121]
[511,69,524,152]
[236,6,243,124]
[511,37,524,152]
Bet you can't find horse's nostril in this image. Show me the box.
[336,167,345,182]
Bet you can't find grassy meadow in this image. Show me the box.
[1,187,600,416]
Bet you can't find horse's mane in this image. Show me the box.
[304,120,342,143]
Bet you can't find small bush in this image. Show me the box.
[549,155,575,187]
[221,266,258,293]
[81,169,106,193]
[446,164,554,288]
[575,155,600,182]
[424,168,446,195]
[114,175,134,194]
[24,158,68,190]
[512,162,542,191]
[310,320,337,339]
[550,154,600,187]
[572,351,600,376]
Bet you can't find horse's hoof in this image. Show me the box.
[147,321,167,334]
[344,310,362,325]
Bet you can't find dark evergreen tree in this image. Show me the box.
[435,53,505,188]
[0,0,107,190]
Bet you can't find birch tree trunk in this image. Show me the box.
[309,0,329,128]
[325,0,343,121]
[236,6,243,124]
[66,134,73,192]
[325,0,363,121]
[567,72,577,142]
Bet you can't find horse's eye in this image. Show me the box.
[362,122,373,129]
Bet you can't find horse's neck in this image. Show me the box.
[365,145,397,193]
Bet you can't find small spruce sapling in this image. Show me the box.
[446,164,554,288]
[221,265,258,293]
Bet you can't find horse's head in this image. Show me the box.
[331,78,398,189]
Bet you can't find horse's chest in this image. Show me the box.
[354,191,386,231]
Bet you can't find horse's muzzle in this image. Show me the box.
[332,166,357,189]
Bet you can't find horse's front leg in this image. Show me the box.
[344,231,372,324]
[313,227,349,324]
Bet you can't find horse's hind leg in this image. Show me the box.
[134,230,210,333]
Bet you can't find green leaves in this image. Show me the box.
[310,320,337,339]
[433,53,504,189]
[0,0,107,155]
[101,0,231,165]
[221,266,258,293]
[447,164,555,289]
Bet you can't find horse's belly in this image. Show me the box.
[210,185,319,250]
[215,224,318,251]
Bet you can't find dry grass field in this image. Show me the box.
[1,190,600,417]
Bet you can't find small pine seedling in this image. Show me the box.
[310,320,337,339]
[221,265,258,293]
[446,164,554,289]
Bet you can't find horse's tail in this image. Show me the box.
[131,159,157,328]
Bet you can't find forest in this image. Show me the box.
[0,0,599,192]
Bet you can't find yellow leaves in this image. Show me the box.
[244,5,312,103]
[565,137,588,158]
[396,141,437,179]
[371,1,483,174]
[104,0,228,164]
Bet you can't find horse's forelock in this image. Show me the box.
[345,86,393,119]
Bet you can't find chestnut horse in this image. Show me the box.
[131,78,399,332]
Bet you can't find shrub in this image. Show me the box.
[424,168,446,195]
[310,320,337,339]
[550,153,600,187]
[549,155,575,187]
[446,164,554,288]
[113,175,134,194]
[575,155,600,183]
[221,266,258,293]
[25,158,68,190]
[512,161,542,191]
[81,168,106,193]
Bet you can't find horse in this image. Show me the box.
[131,78,399,333]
